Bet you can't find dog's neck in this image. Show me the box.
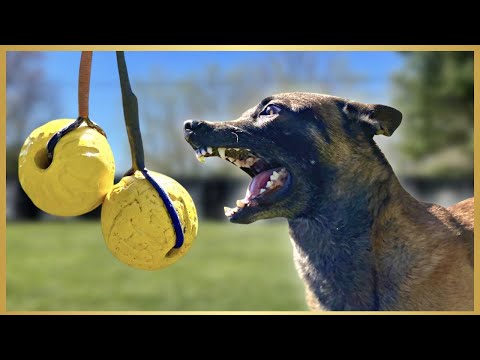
[288,152,415,310]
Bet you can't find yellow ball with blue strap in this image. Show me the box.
[100,51,198,270]
[101,170,197,270]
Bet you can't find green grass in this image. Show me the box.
[7,220,308,311]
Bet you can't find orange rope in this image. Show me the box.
[78,51,93,118]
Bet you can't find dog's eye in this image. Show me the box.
[259,104,282,117]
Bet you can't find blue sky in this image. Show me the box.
[40,51,404,172]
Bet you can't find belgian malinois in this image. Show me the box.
[183,92,474,311]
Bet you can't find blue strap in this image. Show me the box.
[46,117,84,161]
[141,169,185,249]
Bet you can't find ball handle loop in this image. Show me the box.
[46,51,106,161]
[116,51,185,249]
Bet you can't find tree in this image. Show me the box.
[392,52,473,179]
[7,52,58,219]
[6,52,57,177]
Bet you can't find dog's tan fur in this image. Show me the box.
[372,189,473,310]
[295,94,474,310]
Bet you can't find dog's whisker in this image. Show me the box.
[232,132,239,143]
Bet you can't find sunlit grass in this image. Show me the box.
[7,220,308,311]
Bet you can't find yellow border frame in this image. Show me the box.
[1,45,478,315]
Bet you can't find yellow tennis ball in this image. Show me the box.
[101,170,198,270]
[18,119,115,216]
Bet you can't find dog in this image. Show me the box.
[183,92,474,311]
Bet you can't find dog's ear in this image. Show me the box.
[343,101,402,137]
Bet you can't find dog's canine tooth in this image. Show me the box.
[270,171,279,181]
[226,206,239,216]
[266,181,273,188]
[236,200,245,208]
[207,147,213,154]
[260,189,266,194]
[218,148,226,158]
[195,152,206,163]
[224,206,238,217]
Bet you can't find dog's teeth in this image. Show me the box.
[224,206,232,213]
[234,148,240,151]
[218,147,226,159]
[196,153,206,163]
[231,207,240,215]
[201,148,207,155]
[266,181,273,188]
[270,172,279,181]
[207,147,213,154]
[236,200,245,208]
[260,189,266,194]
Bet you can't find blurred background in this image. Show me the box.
[6,51,473,310]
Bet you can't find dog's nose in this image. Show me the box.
[184,120,205,143]
[184,120,204,132]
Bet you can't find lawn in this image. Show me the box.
[6,220,308,311]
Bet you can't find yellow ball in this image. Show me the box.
[101,171,198,270]
[18,119,115,216]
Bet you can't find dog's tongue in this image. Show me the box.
[244,169,275,201]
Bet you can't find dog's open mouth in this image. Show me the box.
[193,146,292,220]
